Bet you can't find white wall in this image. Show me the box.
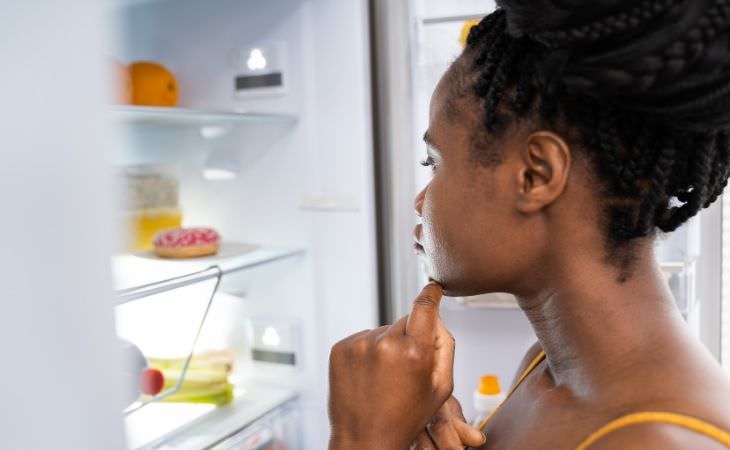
[0,1,126,449]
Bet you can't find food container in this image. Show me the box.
[118,164,182,252]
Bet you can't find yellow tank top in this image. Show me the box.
[477,351,730,449]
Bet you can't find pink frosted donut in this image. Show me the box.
[153,227,221,258]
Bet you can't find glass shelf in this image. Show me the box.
[113,243,305,296]
[109,105,297,128]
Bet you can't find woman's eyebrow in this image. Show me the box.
[423,132,442,155]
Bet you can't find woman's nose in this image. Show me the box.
[414,184,428,217]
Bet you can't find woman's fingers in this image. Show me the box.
[432,317,455,392]
[427,416,487,449]
[327,282,455,449]
[453,419,487,448]
[421,396,487,450]
[410,431,437,450]
[426,411,463,449]
[405,282,444,342]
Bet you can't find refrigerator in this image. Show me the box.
[1,0,726,449]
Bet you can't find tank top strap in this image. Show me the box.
[576,411,730,449]
[477,350,546,432]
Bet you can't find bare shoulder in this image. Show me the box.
[510,341,543,387]
[585,421,730,450]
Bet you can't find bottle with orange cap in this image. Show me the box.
[471,374,506,427]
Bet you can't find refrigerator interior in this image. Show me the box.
[109,0,377,448]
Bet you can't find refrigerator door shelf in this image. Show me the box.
[659,260,697,321]
[126,384,297,449]
[420,12,488,25]
[453,292,519,309]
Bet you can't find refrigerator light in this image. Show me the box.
[247,48,267,71]
[262,326,281,347]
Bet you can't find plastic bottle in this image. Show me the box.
[471,374,506,428]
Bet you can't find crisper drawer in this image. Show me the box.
[128,384,298,449]
[211,402,299,450]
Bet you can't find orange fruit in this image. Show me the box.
[459,19,481,49]
[111,58,132,104]
[129,61,179,107]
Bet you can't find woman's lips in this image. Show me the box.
[414,224,424,253]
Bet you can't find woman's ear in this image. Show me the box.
[515,131,572,214]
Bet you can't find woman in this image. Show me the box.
[328,1,730,448]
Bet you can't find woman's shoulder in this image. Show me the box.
[511,341,730,448]
[584,419,730,450]
[585,349,730,449]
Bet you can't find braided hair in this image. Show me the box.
[459,0,730,263]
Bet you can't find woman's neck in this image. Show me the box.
[517,241,688,393]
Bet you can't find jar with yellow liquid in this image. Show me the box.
[119,165,183,252]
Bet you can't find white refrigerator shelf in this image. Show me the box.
[109,105,297,128]
[113,244,306,302]
[126,383,297,449]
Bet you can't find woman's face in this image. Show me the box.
[414,66,547,298]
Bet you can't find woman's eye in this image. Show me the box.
[420,156,437,172]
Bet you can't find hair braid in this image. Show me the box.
[473,30,509,100]
[658,132,716,231]
[635,137,677,236]
[484,39,524,132]
[614,114,646,197]
[531,0,680,49]
[512,55,539,115]
[594,105,629,195]
[702,132,728,207]
[700,130,730,207]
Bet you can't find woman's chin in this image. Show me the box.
[427,275,485,298]
[422,258,500,297]
[427,272,504,298]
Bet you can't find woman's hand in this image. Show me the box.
[328,282,455,450]
[410,396,487,449]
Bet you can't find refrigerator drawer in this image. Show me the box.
[128,385,297,449]
[212,402,299,450]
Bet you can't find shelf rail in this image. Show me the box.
[116,266,223,305]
